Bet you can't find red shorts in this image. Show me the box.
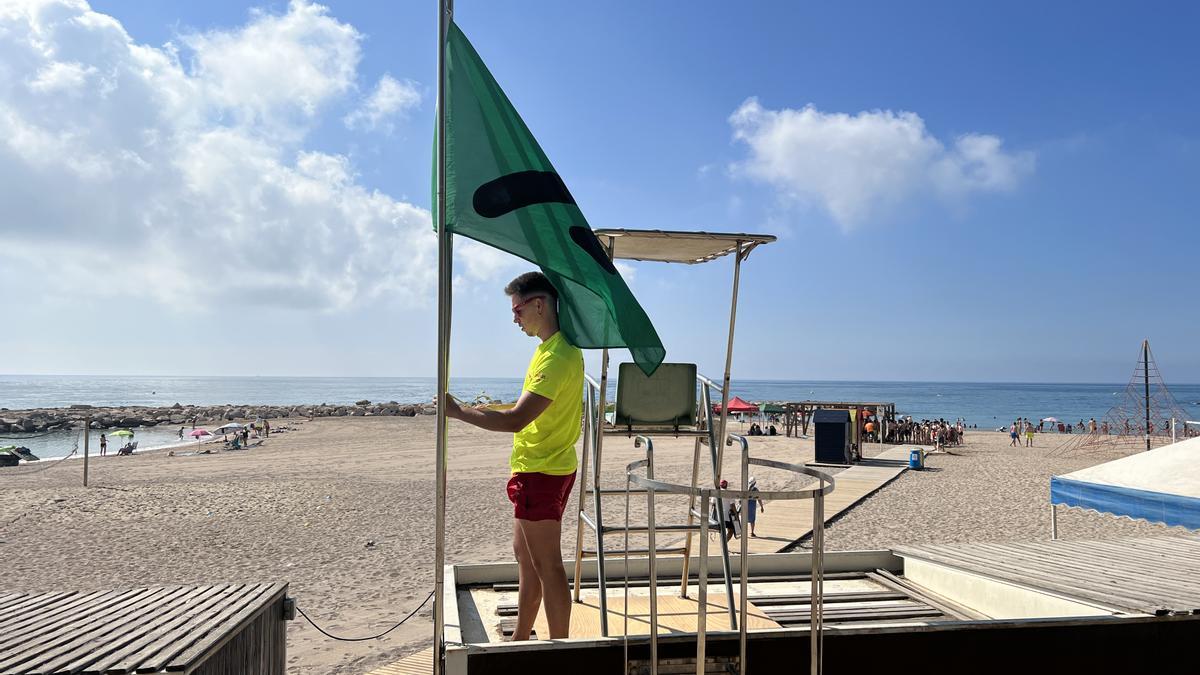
[507,472,576,522]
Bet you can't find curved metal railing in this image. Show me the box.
[625,433,834,675]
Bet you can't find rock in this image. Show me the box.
[171,402,183,410]
[355,399,371,406]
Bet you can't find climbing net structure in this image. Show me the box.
[1054,341,1193,457]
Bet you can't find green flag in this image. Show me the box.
[437,21,664,376]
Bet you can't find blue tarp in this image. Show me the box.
[1051,475,1200,530]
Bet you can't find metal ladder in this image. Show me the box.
[571,372,739,636]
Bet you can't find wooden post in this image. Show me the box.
[82,414,90,488]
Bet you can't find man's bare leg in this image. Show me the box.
[517,518,571,638]
[512,519,542,640]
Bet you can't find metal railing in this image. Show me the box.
[572,372,739,635]
[625,433,834,675]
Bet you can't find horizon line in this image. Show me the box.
[2,373,1197,388]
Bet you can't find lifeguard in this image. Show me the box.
[444,271,582,640]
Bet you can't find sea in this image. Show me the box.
[4,375,1200,460]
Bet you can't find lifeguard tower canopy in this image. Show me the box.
[593,229,776,264]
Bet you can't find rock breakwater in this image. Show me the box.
[0,400,442,434]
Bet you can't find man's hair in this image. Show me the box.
[505,271,559,302]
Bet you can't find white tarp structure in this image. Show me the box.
[1051,435,1200,530]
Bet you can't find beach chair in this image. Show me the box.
[612,362,697,434]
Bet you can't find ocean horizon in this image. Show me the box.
[3,374,1200,461]
[4,373,1199,424]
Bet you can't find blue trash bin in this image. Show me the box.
[908,449,923,470]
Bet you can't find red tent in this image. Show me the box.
[715,396,759,413]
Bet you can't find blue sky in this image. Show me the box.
[2,0,1198,382]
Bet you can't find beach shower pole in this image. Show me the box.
[433,0,454,672]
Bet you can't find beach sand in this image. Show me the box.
[0,418,1173,674]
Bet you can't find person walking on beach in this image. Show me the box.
[444,272,582,641]
[1025,420,1035,447]
[99,433,107,456]
[1009,420,1019,447]
[745,477,766,537]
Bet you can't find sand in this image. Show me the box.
[0,418,1173,674]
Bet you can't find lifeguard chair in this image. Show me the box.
[570,229,776,634]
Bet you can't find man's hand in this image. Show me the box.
[442,393,463,420]
[444,389,552,433]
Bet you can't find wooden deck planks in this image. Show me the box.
[91,584,241,674]
[364,648,436,675]
[894,536,1200,615]
[0,583,284,675]
[25,586,197,675]
[532,592,779,639]
[164,582,286,671]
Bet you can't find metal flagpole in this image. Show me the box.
[433,0,454,672]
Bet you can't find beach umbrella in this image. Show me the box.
[109,429,134,437]
[216,423,243,431]
[1041,417,1060,423]
[189,429,212,439]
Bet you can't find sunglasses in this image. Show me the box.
[511,295,547,316]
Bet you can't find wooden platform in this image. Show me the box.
[533,592,777,639]
[745,445,912,553]
[0,582,288,675]
[894,535,1200,616]
[365,647,435,675]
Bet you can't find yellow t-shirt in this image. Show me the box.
[511,331,583,475]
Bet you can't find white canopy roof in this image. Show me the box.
[1051,435,1200,529]
[592,229,775,265]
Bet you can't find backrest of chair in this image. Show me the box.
[614,363,697,428]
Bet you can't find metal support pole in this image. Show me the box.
[696,489,710,675]
[700,381,738,628]
[433,2,454,671]
[1144,340,1151,452]
[594,349,611,635]
[811,487,824,675]
[1050,503,1059,540]
[738,440,749,675]
[715,243,745,479]
[680,434,702,598]
[572,385,595,601]
[1171,417,1177,444]
[82,414,90,488]
[639,436,658,675]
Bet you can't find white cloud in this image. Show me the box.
[182,0,360,134]
[344,74,421,132]
[729,98,1034,227]
[0,0,436,311]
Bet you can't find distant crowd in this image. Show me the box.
[1007,416,1195,446]
[887,417,969,451]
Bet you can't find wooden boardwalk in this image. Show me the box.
[745,445,912,553]
[894,535,1200,615]
[0,582,287,674]
[365,647,435,675]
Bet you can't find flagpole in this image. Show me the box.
[433,0,453,673]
